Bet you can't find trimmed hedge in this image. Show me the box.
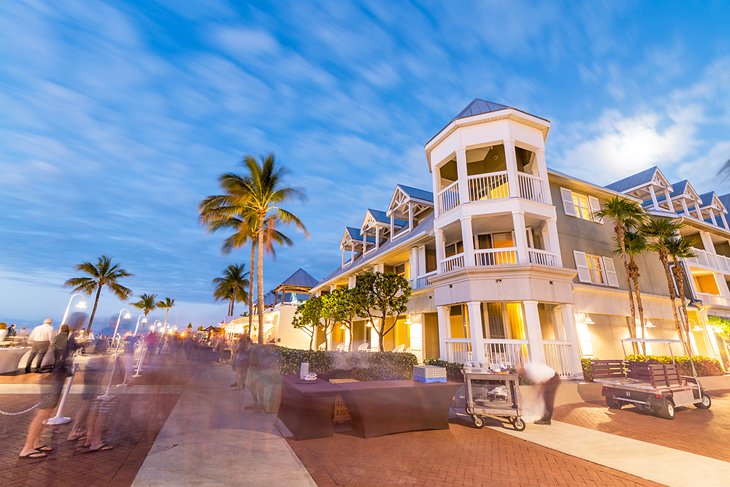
[351,351,419,381]
[581,355,723,381]
[423,358,464,381]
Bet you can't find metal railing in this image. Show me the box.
[528,248,558,267]
[483,339,529,368]
[445,338,472,364]
[441,253,465,273]
[474,248,518,266]
[411,271,437,290]
[543,340,580,378]
[437,181,460,214]
[687,247,730,274]
[517,172,548,203]
[467,171,510,201]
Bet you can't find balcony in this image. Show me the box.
[686,247,730,274]
[411,271,437,290]
[440,248,559,273]
[444,338,472,364]
[696,292,730,307]
[441,253,465,273]
[483,338,529,368]
[474,248,517,266]
[544,340,581,378]
[438,172,549,215]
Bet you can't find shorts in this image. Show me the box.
[38,380,63,410]
[91,395,120,415]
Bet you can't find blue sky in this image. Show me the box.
[2,1,730,327]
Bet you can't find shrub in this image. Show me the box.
[625,354,723,377]
[351,351,419,381]
[423,358,464,381]
[581,358,594,382]
[273,346,333,375]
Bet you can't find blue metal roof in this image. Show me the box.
[699,191,717,207]
[454,99,510,120]
[279,268,319,289]
[345,226,375,244]
[605,166,658,192]
[397,184,434,203]
[719,194,730,210]
[368,209,408,227]
[669,180,690,198]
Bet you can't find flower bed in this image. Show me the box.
[581,354,723,381]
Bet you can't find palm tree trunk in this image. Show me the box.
[87,284,103,333]
[672,259,693,357]
[617,228,638,353]
[249,241,255,337]
[257,213,265,345]
[659,253,691,356]
[164,309,170,327]
[630,260,647,355]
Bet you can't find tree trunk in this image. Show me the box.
[629,257,647,355]
[257,213,265,345]
[87,284,103,333]
[617,228,637,354]
[164,309,170,327]
[672,259,693,357]
[248,241,255,336]
[309,331,313,351]
[659,253,691,356]
[378,332,385,352]
[347,324,353,351]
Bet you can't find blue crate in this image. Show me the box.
[413,376,447,383]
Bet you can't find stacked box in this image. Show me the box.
[413,365,447,383]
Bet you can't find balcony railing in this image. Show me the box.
[543,340,580,378]
[441,253,465,273]
[474,248,518,266]
[445,338,472,364]
[517,172,548,204]
[696,292,730,307]
[438,181,460,214]
[483,339,529,368]
[411,271,437,290]
[687,247,730,274]
[468,170,509,201]
[528,248,558,267]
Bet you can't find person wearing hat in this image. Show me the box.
[25,319,55,373]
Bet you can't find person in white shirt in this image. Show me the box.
[25,319,55,373]
[523,361,560,425]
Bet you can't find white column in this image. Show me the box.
[535,149,552,204]
[455,147,470,204]
[435,228,445,273]
[418,245,427,275]
[362,232,367,253]
[466,302,486,364]
[408,202,414,231]
[460,216,475,267]
[512,211,529,263]
[437,305,450,360]
[722,212,730,230]
[432,164,441,218]
[709,208,717,226]
[523,301,545,363]
[700,231,716,254]
[341,248,345,267]
[350,243,355,264]
[409,247,418,281]
[504,139,520,198]
[390,214,394,237]
[375,227,380,249]
[348,276,356,289]
[681,199,690,215]
[695,202,703,220]
[559,304,584,379]
[546,218,563,266]
[664,189,675,212]
[648,186,659,209]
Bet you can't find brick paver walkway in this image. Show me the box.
[287,420,661,487]
[553,389,730,463]
[0,355,187,487]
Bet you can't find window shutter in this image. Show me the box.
[602,256,619,287]
[589,196,603,223]
[573,251,591,283]
[561,188,577,217]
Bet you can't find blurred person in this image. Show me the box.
[0,323,7,342]
[231,335,252,389]
[25,319,55,373]
[53,324,71,364]
[8,323,17,337]
[18,312,84,459]
[66,349,108,442]
[523,361,560,425]
[119,335,138,386]
[18,326,29,337]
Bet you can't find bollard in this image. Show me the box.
[45,362,77,425]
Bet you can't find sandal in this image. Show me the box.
[20,451,47,459]
[84,443,114,453]
[35,445,53,452]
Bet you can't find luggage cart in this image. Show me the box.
[463,368,525,431]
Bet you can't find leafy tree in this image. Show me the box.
[131,293,157,333]
[322,288,357,350]
[350,272,412,352]
[642,217,691,355]
[597,196,646,345]
[157,297,175,326]
[64,255,133,332]
[212,264,250,316]
[292,296,323,350]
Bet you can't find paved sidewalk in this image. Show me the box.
[131,364,316,487]
[490,420,730,487]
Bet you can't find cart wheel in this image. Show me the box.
[512,417,526,431]
[695,394,712,410]
[606,396,622,409]
[656,399,675,420]
[472,415,485,429]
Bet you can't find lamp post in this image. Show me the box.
[112,308,132,348]
[61,293,87,326]
[133,315,148,336]
[101,308,131,397]
[134,320,161,377]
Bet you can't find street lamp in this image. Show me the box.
[61,293,87,327]
[112,308,132,347]
[133,315,148,336]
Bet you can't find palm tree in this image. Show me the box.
[597,196,646,344]
[667,235,696,354]
[206,154,308,344]
[213,264,250,316]
[641,217,692,355]
[131,293,157,332]
[64,255,133,333]
[157,297,175,327]
[622,231,648,353]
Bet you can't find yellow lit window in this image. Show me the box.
[572,193,593,221]
[586,254,605,284]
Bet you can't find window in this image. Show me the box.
[560,188,603,223]
[445,241,464,257]
[573,251,619,287]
